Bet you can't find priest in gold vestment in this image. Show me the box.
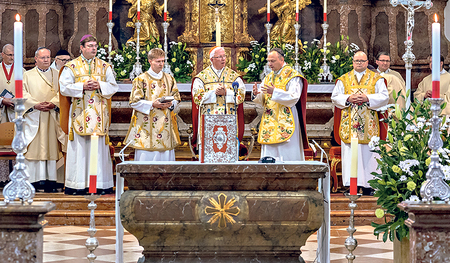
[124,48,181,161]
[23,48,66,192]
[332,51,388,195]
[59,35,118,195]
[415,55,450,115]
[252,48,308,161]
[191,47,246,157]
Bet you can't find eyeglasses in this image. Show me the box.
[85,44,98,49]
[57,58,71,63]
[377,60,390,63]
[2,53,13,57]
[212,55,226,59]
[353,60,368,64]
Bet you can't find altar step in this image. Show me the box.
[0,192,383,226]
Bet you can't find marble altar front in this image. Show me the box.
[118,161,326,263]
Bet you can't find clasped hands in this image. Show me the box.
[83,79,100,91]
[34,102,55,111]
[153,99,172,110]
[347,93,369,105]
[215,84,227,96]
[252,82,274,95]
[424,90,433,99]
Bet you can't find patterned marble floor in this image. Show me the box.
[43,225,393,263]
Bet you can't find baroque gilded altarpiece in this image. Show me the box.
[177,0,254,73]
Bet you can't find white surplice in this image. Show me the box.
[59,65,118,190]
[131,68,179,161]
[331,69,389,187]
[252,67,305,161]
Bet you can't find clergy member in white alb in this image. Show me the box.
[124,48,181,161]
[332,51,389,195]
[23,47,66,192]
[59,35,118,195]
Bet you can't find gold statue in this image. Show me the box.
[126,0,167,43]
[258,0,311,43]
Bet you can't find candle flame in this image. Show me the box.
[15,14,20,22]
[434,13,438,23]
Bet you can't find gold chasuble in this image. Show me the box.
[60,56,112,141]
[192,66,245,140]
[258,65,302,144]
[124,72,181,151]
[23,67,64,161]
[338,70,383,144]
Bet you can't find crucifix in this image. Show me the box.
[208,0,226,46]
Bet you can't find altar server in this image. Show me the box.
[252,48,308,161]
[59,35,118,195]
[23,47,66,192]
[332,51,389,195]
[124,48,181,161]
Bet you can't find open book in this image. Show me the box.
[0,89,14,99]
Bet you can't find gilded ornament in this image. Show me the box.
[205,193,240,228]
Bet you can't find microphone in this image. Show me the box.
[232,81,239,94]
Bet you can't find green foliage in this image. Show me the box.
[369,93,450,242]
[97,38,193,82]
[236,41,267,83]
[328,35,358,80]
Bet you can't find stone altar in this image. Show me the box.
[398,201,450,263]
[118,161,326,262]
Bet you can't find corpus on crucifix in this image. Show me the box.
[208,0,225,46]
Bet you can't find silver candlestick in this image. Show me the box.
[2,98,35,205]
[261,22,273,81]
[344,193,361,263]
[162,21,173,76]
[293,23,303,75]
[130,21,143,80]
[420,98,450,202]
[390,0,432,109]
[85,194,100,263]
[319,22,332,82]
[106,20,117,78]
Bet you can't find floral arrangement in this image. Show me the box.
[369,94,450,242]
[97,38,194,82]
[236,36,358,84]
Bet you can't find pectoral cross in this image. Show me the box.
[208,0,226,45]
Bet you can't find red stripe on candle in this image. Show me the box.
[267,13,270,22]
[350,177,357,195]
[164,12,167,21]
[296,13,299,22]
[109,11,112,21]
[89,175,97,194]
[324,13,327,22]
[15,79,22,98]
[137,11,140,21]
[432,81,440,99]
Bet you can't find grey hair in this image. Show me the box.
[35,47,51,57]
[2,44,13,53]
[209,47,225,59]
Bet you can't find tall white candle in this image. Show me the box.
[109,0,113,20]
[296,0,299,13]
[14,14,23,98]
[267,0,270,13]
[350,136,358,195]
[164,0,167,13]
[89,134,99,176]
[216,22,221,47]
[324,0,327,13]
[432,14,440,98]
[137,0,140,12]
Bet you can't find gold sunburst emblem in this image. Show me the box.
[205,193,240,228]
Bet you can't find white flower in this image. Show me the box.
[442,165,450,180]
[368,136,380,150]
[400,175,407,182]
[408,195,420,202]
[399,159,420,177]
[187,60,193,66]
[417,122,424,129]
[285,44,294,50]
[417,117,426,123]
[247,63,256,70]
[313,39,320,44]
[250,41,259,46]
[350,43,360,51]
[406,124,419,132]
[303,61,311,69]
[425,122,432,126]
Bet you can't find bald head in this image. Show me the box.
[353,51,368,73]
[1,44,14,65]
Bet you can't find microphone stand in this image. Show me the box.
[233,84,239,161]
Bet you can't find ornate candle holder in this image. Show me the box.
[2,98,35,205]
[130,21,143,80]
[420,98,450,202]
[389,0,432,109]
[293,23,303,75]
[162,21,173,76]
[106,20,117,78]
[261,22,273,81]
[344,193,361,263]
[85,194,100,263]
[319,22,332,82]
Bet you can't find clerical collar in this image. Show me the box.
[2,62,12,69]
[211,65,224,77]
[37,67,50,72]
[147,67,163,79]
[354,69,366,76]
[273,63,287,76]
[441,69,447,74]
[377,68,390,74]
[81,54,93,63]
